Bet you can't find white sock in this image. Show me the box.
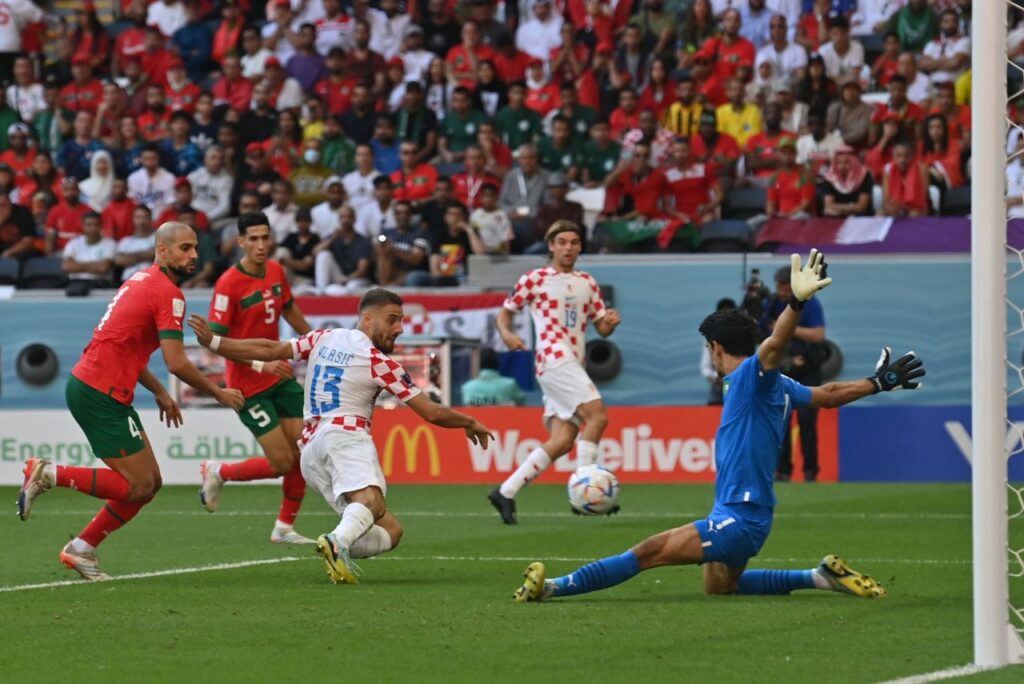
[499,447,552,499]
[331,502,375,550]
[811,568,832,590]
[273,519,293,531]
[43,463,56,484]
[70,537,95,554]
[576,440,598,466]
[349,525,393,558]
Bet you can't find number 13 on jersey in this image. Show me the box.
[309,366,345,415]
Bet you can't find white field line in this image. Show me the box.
[0,554,972,594]
[875,663,1011,684]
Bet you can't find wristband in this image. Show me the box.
[251,360,265,373]
[788,296,805,311]
[210,335,221,351]
[866,376,882,394]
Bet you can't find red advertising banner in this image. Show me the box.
[373,406,838,484]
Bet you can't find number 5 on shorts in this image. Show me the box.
[248,405,272,428]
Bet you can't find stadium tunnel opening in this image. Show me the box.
[17,344,59,387]
[586,340,622,383]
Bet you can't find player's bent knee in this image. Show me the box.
[127,477,158,502]
[389,522,403,549]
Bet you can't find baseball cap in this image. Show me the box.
[403,24,424,38]
[174,176,192,189]
[264,56,282,69]
[245,142,266,155]
[168,58,185,70]
[596,41,615,55]
[387,56,405,69]
[7,122,30,137]
[71,54,91,66]
[528,57,544,68]
[840,76,862,91]
[325,175,344,188]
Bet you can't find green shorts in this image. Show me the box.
[65,374,145,460]
[240,379,304,437]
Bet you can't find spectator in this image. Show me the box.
[370,116,401,175]
[500,143,549,238]
[580,120,621,187]
[112,2,147,77]
[343,144,381,214]
[492,32,533,84]
[796,0,832,52]
[189,93,218,152]
[0,191,37,260]
[417,175,455,245]
[312,204,372,294]
[475,120,512,179]
[634,58,675,123]
[547,83,597,148]
[931,81,971,148]
[818,16,864,81]
[344,20,386,94]
[1,122,34,188]
[516,0,564,62]
[665,135,722,229]
[888,0,938,52]
[429,201,473,285]
[148,0,187,38]
[870,74,925,145]
[755,14,807,84]
[140,24,173,87]
[452,145,500,209]
[61,211,115,286]
[156,177,210,231]
[538,116,581,180]
[897,52,931,106]
[881,140,930,217]
[696,8,756,83]
[530,172,583,253]
[495,81,542,151]
[774,80,809,136]
[663,75,704,138]
[100,177,137,240]
[164,60,202,114]
[79,150,114,212]
[175,206,218,288]
[392,140,440,203]
[852,0,903,36]
[740,0,772,49]
[287,23,328,94]
[692,109,742,182]
[114,205,156,281]
[368,0,410,61]
[614,25,653,89]
[7,56,45,124]
[440,86,487,163]
[918,114,963,190]
[676,0,718,65]
[0,0,41,83]
[600,140,678,248]
[340,83,377,146]
[748,56,777,106]
[17,151,62,208]
[285,140,329,209]
[46,177,90,255]
[212,54,254,114]
[473,59,508,118]
[796,108,844,175]
[60,55,103,115]
[240,26,272,80]
[92,83,128,147]
[795,54,836,114]
[355,174,398,238]
[920,9,970,86]
[232,143,281,209]
[310,175,345,238]
[699,297,737,405]
[34,83,64,155]
[461,348,526,406]
[160,112,203,177]
[422,0,461,58]
[265,179,299,242]
[609,88,642,139]
[744,102,792,184]
[871,31,902,89]
[127,144,176,215]
[262,0,299,65]
[821,145,874,217]
[277,206,320,288]
[715,77,763,147]
[263,57,304,112]
[629,0,677,62]
[424,57,456,122]
[865,114,902,180]
[469,183,514,254]
[375,200,432,286]
[826,79,873,149]
[217,191,260,266]
[400,25,434,83]
[137,84,171,142]
[760,137,815,223]
[395,82,439,162]
[548,22,588,85]
[172,1,212,84]
[187,146,233,225]
[212,0,244,66]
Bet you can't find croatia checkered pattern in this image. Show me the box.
[290,327,420,446]
[403,312,432,335]
[503,267,607,375]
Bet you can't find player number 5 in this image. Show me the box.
[263,299,276,324]
[248,405,272,428]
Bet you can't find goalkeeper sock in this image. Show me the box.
[331,502,375,550]
[56,466,131,501]
[78,499,148,547]
[576,440,598,466]
[736,569,816,595]
[499,447,552,499]
[277,461,305,526]
[550,550,641,597]
[220,458,276,481]
[349,525,393,558]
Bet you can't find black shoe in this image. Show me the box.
[488,488,517,525]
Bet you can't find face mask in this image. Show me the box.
[304,149,321,165]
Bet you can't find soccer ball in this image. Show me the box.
[567,465,620,516]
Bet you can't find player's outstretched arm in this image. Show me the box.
[758,249,832,371]
[406,394,495,447]
[188,314,294,363]
[810,347,926,408]
[282,302,312,335]
[159,338,245,411]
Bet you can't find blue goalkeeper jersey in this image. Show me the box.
[714,355,812,508]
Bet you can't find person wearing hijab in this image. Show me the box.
[79,150,115,212]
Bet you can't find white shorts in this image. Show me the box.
[300,426,386,515]
[537,360,602,429]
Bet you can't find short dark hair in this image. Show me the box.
[140,142,160,156]
[170,111,191,125]
[359,288,404,311]
[373,175,394,188]
[83,211,101,222]
[480,347,499,370]
[774,265,790,285]
[889,74,907,86]
[237,211,270,235]
[830,16,849,31]
[699,309,759,357]
[296,207,312,221]
[480,182,498,194]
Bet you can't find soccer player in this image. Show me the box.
[198,211,317,545]
[17,222,245,580]
[514,249,926,602]
[187,288,493,584]
[488,220,621,525]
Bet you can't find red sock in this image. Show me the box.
[56,466,131,501]
[219,458,276,481]
[277,460,305,526]
[78,499,147,547]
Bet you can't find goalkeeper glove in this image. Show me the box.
[789,248,832,310]
[868,347,926,393]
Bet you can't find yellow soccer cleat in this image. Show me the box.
[514,562,550,603]
[818,554,886,598]
[315,534,359,585]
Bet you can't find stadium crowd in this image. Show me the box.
[0,0,983,289]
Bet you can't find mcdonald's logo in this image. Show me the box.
[381,424,441,477]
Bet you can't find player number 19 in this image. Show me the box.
[565,309,577,328]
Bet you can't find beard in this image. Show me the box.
[167,261,196,279]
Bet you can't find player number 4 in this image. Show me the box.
[128,416,141,438]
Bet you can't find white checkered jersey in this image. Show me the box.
[502,266,607,375]
[289,328,421,444]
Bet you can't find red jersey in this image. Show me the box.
[101,197,137,240]
[452,171,500,209]
[612,168,667,218]
[138,109,171,141]
[165,82,202,113]
[446,45,496,88]
[315,76,357,115]
[525,83,561,118]
[0,148,35,187]
[797,14,829,51]
[493,50,533,83]
[874,56,899,88]
[609,108,640,140]
[664,162,716,218]
[72,264,186,406]
[691,132,741,167]
[744,130,793,178]
[208,260,295,398]
[871,101,926,127]
[696,36,756,82]
[141,49,173,87]
[768,167,815,214]
[212,75,254,113]
[115,27,147,65]
[47,201,90,250]
[59,80,104,114]
[391,164,439,202]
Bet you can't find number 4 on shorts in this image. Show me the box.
[128,416,141,438]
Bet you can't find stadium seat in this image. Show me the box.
[941,184,972,216]
[698,220,753,253]
[860,33,886,67]
[0,257,19,285]
[20,257,68,289]
[723,187,767,220]
[435,161,465,177]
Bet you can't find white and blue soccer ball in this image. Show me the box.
[567,465,620,516]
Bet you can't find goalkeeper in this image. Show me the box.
[514,249,926,603]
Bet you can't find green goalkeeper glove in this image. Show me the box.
[789,248,832,310]
[868,347,926,393]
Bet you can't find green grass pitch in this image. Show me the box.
[1,482,1022,683]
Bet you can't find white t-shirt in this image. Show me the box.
[796,130,844,167]
[469,208,514,252]
[367,9,410,61]
[342,169,380,214]
[316,14,354,55]
[289,0,325,26]
[0,0,43,51]
[400,49,435,84]
[755,42,809,82]
[274,77,306,111]
[817,40,865,80]
[906,71,931,105]
[187,167,234,221]
[241,49,274,79]
[147,1,187,38]
[515,16,564,61]
[265,203,298,244]
[852,0,903,36]
[310,201,343,239]
[922,34,971,84]
[6,82,45,122]
[1008,160,1024,219]
[115,234,156,281]
[63,236,116,280]
[355,201,397,239]
[127,168,176,216]
[261,22,299,64]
